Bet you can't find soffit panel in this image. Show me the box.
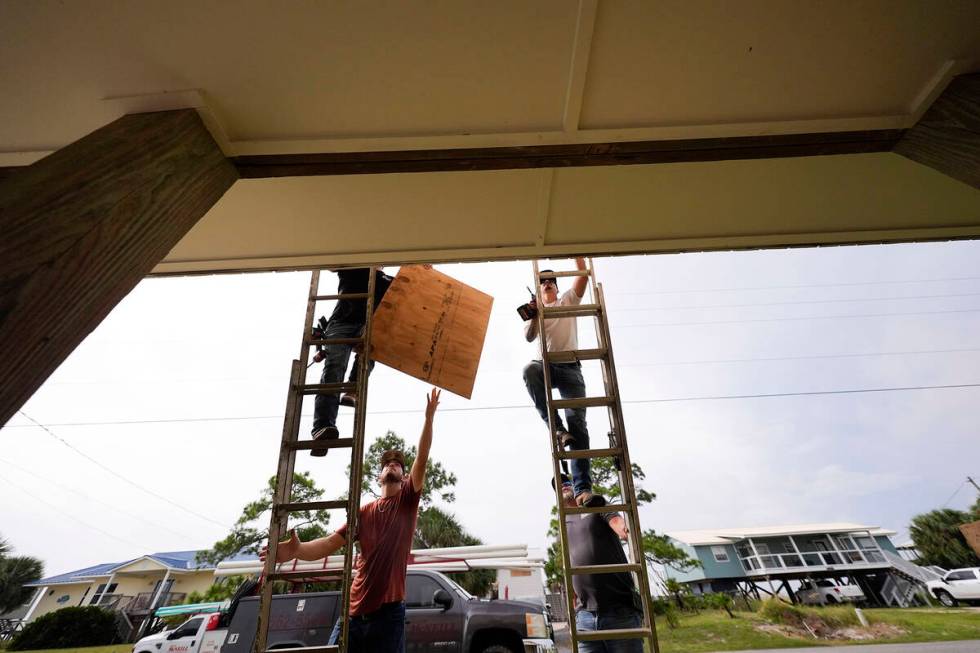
[163,169,544,265]
[580,0,980,129]
[545,153,980,245]
[0,1,575,150]
[154,153,980,274]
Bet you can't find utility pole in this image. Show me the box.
[968,476,980,494]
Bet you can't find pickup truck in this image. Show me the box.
[926,567,980,607]
[133,570,554,653]
[796,579,865,605]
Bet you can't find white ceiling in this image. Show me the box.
[2,1,979,272]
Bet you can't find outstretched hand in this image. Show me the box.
[259,529,300,564]
[425,388,441,421]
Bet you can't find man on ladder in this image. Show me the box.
[554,473,644,652]
[262,388,441,652]
[310,267,394,455]
[522,257,600,507]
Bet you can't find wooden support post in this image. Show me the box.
[894,72,980,189]
[0,109,237,426]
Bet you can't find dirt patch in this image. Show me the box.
[753,621,908,642]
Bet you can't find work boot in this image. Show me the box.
[556,430,577,448]
[575,492,606,508]
[339,393,357,408]
[310,425,339,457]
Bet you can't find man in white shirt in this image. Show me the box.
[523,257,598,506]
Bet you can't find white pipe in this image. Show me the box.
[216,544,529,572]
[214,557,544,577]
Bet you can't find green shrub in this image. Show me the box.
[8,606,119,650]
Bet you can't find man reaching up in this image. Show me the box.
[262,388,441,653]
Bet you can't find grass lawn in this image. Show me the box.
[654,607,980,652]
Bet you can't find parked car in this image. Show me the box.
[133,570,554,653]
[796,579,865,605]
[926,567,980,607]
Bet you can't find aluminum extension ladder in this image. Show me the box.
[254,269,378,653]
[532,258,659,653]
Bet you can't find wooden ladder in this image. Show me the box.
[253,269,378,653]
[532,258,659,653]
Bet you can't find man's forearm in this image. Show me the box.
[295,532,345,560]
[524,319,538,342]
[413,418,433,490]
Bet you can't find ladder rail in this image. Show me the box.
[336,268,377,651]
[594,278,659,653]
[532,260,581,653]
[255,270,322,651]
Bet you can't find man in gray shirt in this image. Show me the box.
[554,474,642,652]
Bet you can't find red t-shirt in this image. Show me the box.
[336,478,421,616]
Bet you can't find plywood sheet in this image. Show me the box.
[960,521,980,558]
[371,265,493,398]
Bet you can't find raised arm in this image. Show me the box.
[411,388,441,492]
[260,529,346,563]
[572,257,588,298]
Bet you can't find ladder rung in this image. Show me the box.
[314,293,370,301]
[569,563,642,575]
[558,447,622,460]
[264,647,339,653]
[552,396,613,410]
[548,348,607,363]
[540,270,590,279]
[542,304,600,319]
[565,502,629,515]
[289,438,354,451]
[308,337,364,347]
[576,627,652,642]
[276,500,349,513]
[299,382,356,395]
[267,569,341,582]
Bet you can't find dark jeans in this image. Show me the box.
[576,606,644,653]
[523,360,591,496]
[329,601,406,653]
[312,318,374,433]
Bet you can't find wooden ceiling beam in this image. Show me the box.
[895,73,980,190]
[232,129,903,178]
[0,109,237,427]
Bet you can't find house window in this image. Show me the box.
[90,583,117,606]
[710,546,730,562]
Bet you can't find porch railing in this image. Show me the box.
[126,592,188,613]
[737,549,887,574]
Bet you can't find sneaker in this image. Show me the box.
[557,430,577,448]
[339,393,357,408]
[575,491,606,508]
[310,426,339,457]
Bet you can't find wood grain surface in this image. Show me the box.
[894,73,980,190]
[371,266,493,398]
[960,520,980,558]
[0,109,238,426]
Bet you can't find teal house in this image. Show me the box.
[663,522,931,607]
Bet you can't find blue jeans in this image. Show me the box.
[523,360,591,496]
[576,607,644,653]
[329,601,406,653]
[312,319,374,433]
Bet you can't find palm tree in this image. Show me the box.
[909,507,980,569]
[0,536,44,614]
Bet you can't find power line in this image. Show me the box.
[621,347,980,368]
[0,475,154,551]
[0,457,199,543]
[941,481,967,508]
[610,291,980,312]
[5,382,979,428]
[607,274,980,297]
[615,307,980,329]
[17,411,229,529]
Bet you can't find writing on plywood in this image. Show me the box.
[371,266,493,399]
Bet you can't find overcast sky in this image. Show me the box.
[2,240,979,579]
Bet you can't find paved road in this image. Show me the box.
[710,641,980,653]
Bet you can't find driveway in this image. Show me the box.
[710,641,980,653]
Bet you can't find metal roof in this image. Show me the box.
[26,550,259,587]
[667,523,897,546]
